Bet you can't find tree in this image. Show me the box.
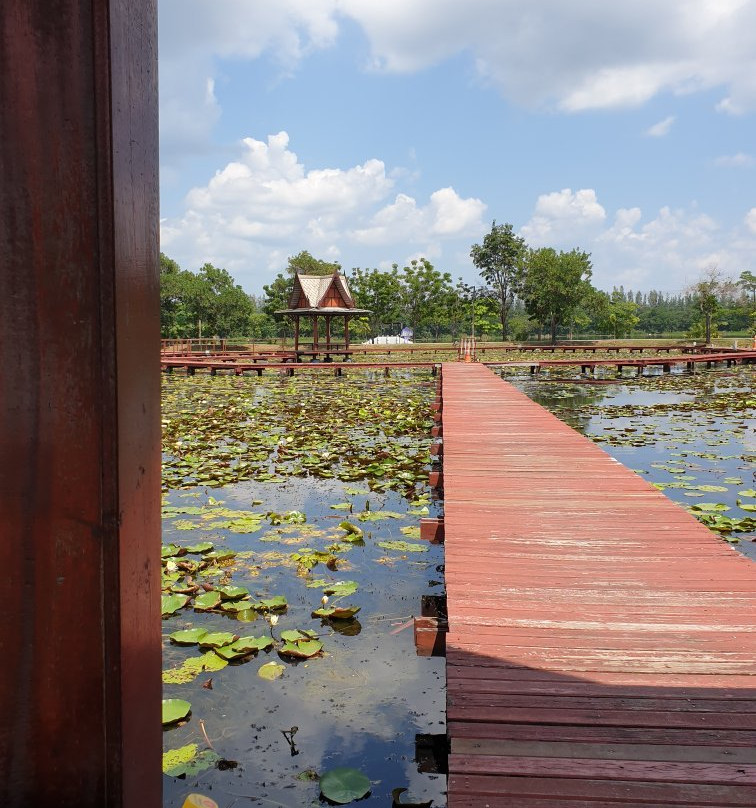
[285,250,341,276]
[688,267,724,344]
[738,270,756,306]
[592,289,640,338]
[398,258,454,337]
[348,266,404,337]
[470,221,527,340]
[521,248,594,343]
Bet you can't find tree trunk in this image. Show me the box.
[550,315,558,344]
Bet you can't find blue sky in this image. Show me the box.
[158,1,756,296]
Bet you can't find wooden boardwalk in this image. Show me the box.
[439,363,756,807]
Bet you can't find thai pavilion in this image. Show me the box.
[276,272,370,360]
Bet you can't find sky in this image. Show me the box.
[158,0,756,297]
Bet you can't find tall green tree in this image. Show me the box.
[398,258,454,337]
[738,270,756,306]
[592,289,640,338]
[522,248,594,343]
[348,267,404,337]
[470,221,527,340]
[689,268,724,344]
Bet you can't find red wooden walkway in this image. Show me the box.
[439,363,756,807]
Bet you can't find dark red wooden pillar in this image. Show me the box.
[0,1,161,807]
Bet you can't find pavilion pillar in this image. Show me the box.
[0,2,161,807]
[345,316,351,349]
[294,315,300,350]
[325,314,332,349]
[312,314,319,350]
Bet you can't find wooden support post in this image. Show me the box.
[420,517,445,544]
[384,366,390,377]
[430,440,443,457]
[0,1,161,805]
[429,470,443,489]
[431,425,443,438]
[663,363,671,373]
[187,366,195,375]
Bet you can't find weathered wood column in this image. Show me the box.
[0,1,161,806]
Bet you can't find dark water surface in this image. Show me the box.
[161,372,445,807]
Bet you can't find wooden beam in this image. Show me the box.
[0,1,161,805]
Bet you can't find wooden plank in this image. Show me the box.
[440,363,756,807]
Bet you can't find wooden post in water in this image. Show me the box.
[0,1,161,806]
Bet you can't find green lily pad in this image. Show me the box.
[258,661,285,680]
[312,605,361,619]
[184,541,214,554]
[169,628,208,645]
[400,526,421,538]
[215,635,275,659]
[162,698,191,726]
[217,585,250,601]
[253,595,287,611]
[161,594,190,616]
[162,743,221,777]
[739,489,756,498]
[319,767,371,804]
[357,510,404,522]
[280,639,323,658]
[193,591,222,611]
[377,540,428,553]
[162,650,227,684]
[198,632,236,648]
[280,629,318,643]
[323,581,359,597]
[690,503,730,512]
[234,608,258,622]
[338,520,364,538]
[161,543,182,558]
[331,503,352,510]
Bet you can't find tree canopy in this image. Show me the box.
[470,221,526,340]
[521,248,594,343]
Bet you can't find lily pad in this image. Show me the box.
[163,744,220,777]
[312,605,361,619]
[280,639,323,658]
[198,632,236,649]
[161,594,190,616]
[258,661,285,680]
[338,520,364,538]
[217,585,250,601]
[193,591,222,611]
[169,628,208,645]
[253,595,288,611]
[319,767,371,804]
[162,651,227,684]
[184,541,214,554]
[162,698,191,726]
[377,540,428,553]
[324,581,359,597]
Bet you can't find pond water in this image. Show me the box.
[161,371,446,807]
[161,363,753,807]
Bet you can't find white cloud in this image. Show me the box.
[714,152,754,167]
[645,115,676,137]
[520,189,606,244]
[160,133,487,288]
[158,0,756,155]
[746,208,756,233]
[517,190,756,292]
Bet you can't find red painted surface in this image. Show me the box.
[0,2,161,806]
[441,364,756,807]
